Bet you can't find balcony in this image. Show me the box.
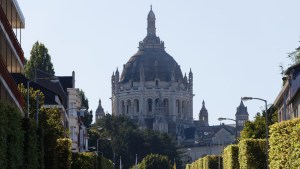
[0,6,24,64]
[0,58,24,108]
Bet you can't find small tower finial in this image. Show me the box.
[150,5,152,10]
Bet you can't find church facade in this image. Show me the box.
[111,6,193,136]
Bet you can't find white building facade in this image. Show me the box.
[111,7,193,136]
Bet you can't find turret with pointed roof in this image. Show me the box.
[95,99,105,121]
[235,101,249,134]
[199,100,209,126]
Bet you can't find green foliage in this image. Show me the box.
[288,44,300,64]
[137,154,172,169]
[240,105,277,141]
[186,158,203,169]
[79,89,93,127]
[99,156,114,169]
[238,139,267,169]
[71,152,113,169]
[269,118,300,168]
[25,41,55,78]
[0,102,24,169]
[18,83,64,169]
[223,145,239,169]
[22,118,39,169]
[95,115,180,169]
[56,138,72,169]
[71,152,96,169]
[203,155,222,169]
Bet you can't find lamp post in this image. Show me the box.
[241,97,268,169]
[96,137,111,169]
[218,117,237,143]
[26,77,59,122]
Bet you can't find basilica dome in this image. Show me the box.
[120,49,183,83]
[120,6,183,83]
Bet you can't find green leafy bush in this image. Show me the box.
[186,158,203,169]
[22,118,39,169]
[56,138,72,169]
[137,154,172,169]
[269,118,300,168]
[0,102,24,169]
[72,152,95,169]
[238,139,266,169]
[203,155,222,169]
[223,145,239,169]
[71,152,114,169]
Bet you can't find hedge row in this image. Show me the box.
[0,102,24,169]
[223,145,239,169]
[186,155,221,169]
[203,155,222,169]
[186,139,266,169]
[269,117,300,168]
[56,138,72,169]
[186,158,203,169]
[71,152,114,169]
[239,139,266,169]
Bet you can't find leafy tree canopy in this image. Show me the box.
[288,42,300,65]
[25,41,55,78]
[240,105,277,140]
[91,115,180,169]
[79,89,93,127]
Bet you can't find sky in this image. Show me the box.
[17,1,300,125]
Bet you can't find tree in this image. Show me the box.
[18,84,64,169]
[79,89,93,128]
[25,41,55,78]
[94,115,180,169]
[240,105,278,140]
[288,43,300,65]
[137,154,172,169]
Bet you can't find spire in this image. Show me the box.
[138,6,165,50]
[147,5,156,36]
[202,100,205,107]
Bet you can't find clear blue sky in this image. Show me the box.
[18,1,300,125]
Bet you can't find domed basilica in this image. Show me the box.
[111,6,193,137]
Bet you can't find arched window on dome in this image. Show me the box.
[147,98,153,114]
[155,80,158,87]
[134,99,139,115]
[126,100,132,115]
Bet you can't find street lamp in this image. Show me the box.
[218,117,237,143]
[241,97,268,169]
[96,137,112,169]
[26,77,59,122]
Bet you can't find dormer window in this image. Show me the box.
[156,80,158,86]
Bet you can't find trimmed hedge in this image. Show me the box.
[203,155,222,169]
[0,102,24,169]
[269,118,300,168]
[71,152,114,169]
[238,139,266,169]
[56,138,72,169]
[223,145,239,169]
[137,154,172,169]
[187,158,203,169]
